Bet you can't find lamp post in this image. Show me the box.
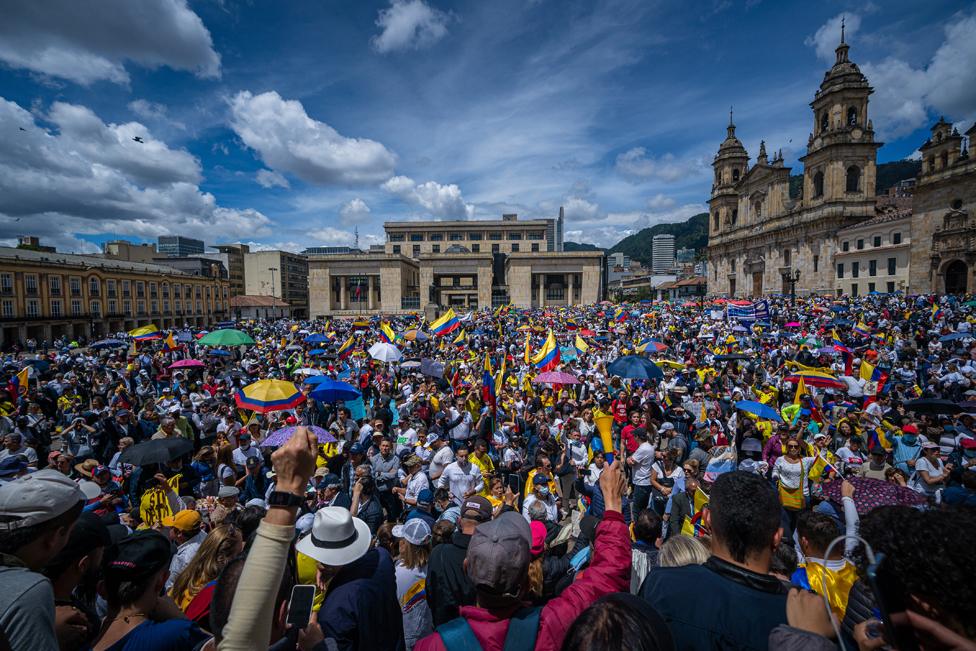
[781,269,800,307]
[268,266,278,321]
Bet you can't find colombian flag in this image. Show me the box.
[452,329,467,346]
[482,354,496,409]
[574,335,589,356]
[129,324,161,341]
[531,330,560,372]
[566,319,579,331]
[808,451,840,480]
[613,307,628,322]
[379,322,396,344]
[931,303,943,321]
[9,367,28,396]
[853,322,871,337]
[162,332,179,352]
[430,308,460,337]
[336,335,355,360]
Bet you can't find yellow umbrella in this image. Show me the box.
[655,360,685,370]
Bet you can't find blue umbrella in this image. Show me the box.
[734,400,784,422]
[940,332,970,342]
[302,375,333,385]
[305,333,330,343]
[308,348,328,356]
[830,305,848,313]
[207,350,231,357]
[607,355,664,380]
[830,318,853,327]
[90,338,126,349]
[309,379,361,403]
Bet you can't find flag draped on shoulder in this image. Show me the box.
[430,308,460,337]
[531,330,560,372]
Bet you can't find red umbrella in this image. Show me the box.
[580,329,596,336]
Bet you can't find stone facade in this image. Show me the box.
[834,208,912,295]
[707,32,881,297]
[307,254,419,318]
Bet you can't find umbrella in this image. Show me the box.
[784,372,847,390]
[235,379,306,413]
[400,359,422,369]
[285,344,304,351]
[731,325,749,333]
[533,371,579,384]
[939,332,970,342]
[714,354,750,361]
[308,349,328,356]
[904,398,962,415]
[402,329,429,342]
[820,477,927,515]
[119,437,194,466]
[368,342,403,363]
[309,379,361,403]
[260,425,337,447]
[734,400,784,422]
[784,322,802,327]
[607,355,664,380]
[198,329,256,346]
[829,318,853,327]
[655,360,685,370]
[168,359,205,369]
[304,333,330,343]
[580,329,597,336]
[90,338,126,349]
[293,368,322,376]
[420,358,445,379]
[302,375,334,385]
[207,349,231,357]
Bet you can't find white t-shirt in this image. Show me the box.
[913,456,945,495]
[395,562,433,649]
[437,460,484,503]
[232,445,261,468]
[631,442,656,486]
[395,427,418,456]
[404,471,430,503]
[428,446,454,479]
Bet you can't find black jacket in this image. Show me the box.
[665,490,694,540]
[426,530,476,627]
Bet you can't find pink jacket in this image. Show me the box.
[414,510,631,651]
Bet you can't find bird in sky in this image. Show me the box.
[132,136,144,143]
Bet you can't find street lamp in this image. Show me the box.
[781,269,801,307]
[268,267,278,321]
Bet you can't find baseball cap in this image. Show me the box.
[529,520,546,558]
[218,485,240,499]
[532,474,549,486]
[403,454,422,468]
[902,424,919,434]
[161,509,202,532]
[870,447,886,455]
[416,488,433,508]
[466,511,531,598]
[392,518,432,546]
[961,437,976,450]
[460,495,493,523]
[0,456,28,478]
[245,456,261,469]
[317,473,341,490]
[104,531,172,582]
[314,467,328,478]
[425,433,439,446]
[921,441,939,450]
[0,469,84,531]
[349,443,364,455]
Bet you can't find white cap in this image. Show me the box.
[0,469,84,531]
[392,518,432,546]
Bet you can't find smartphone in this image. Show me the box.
[865,553,920,651]
[286,584,316,628]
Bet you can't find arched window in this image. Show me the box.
[847,106,858,126]
[731,208,738,225]
[846,166,861,192]
[732,168,740,182]
[813,171,824,197]
[820,112,829,133]
[754,200,762,218]
[941,151,949,169]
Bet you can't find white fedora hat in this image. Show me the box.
[295,506,371,567]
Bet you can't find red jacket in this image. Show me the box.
[415,510,631,651]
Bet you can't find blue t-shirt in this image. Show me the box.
[102,619,209,651]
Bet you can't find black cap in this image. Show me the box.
[104,531,172,582]
[47,512,111,568]
[245,456,261,469]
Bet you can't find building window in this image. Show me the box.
[151,301,158,314]
[26,299,39,318]
[813,255,819,272]
[813,171,824,197]
[106,279,116,297]
[108,300,116,314]
[851,283,858,297]
[511,244,519,252]
[49,275,61,296]
[842,241,849,252]
[124,300,131,314]
[754,201,762,218]
[869,260,877,276]
[0,300,13,318]
[472,244,480,253]
[507,232,522,240]
[162,284,169,299]
[873,235,881,247]
[868,282,876,293]
[136,281,145,298]
[175,300,181,312]
[137,300,146,315]
[50,300,62,317]
[89,300,101,316]
[432,245,440,253]
[392,245,401,254]
[412,245,420,257]
[820,112,828,133]
[389,233,404,242]
[893,232,902,244]
[852,261,859,278]
[196,301,202,313]
[71,300,82,316]
[531,243,539,253]
[856,239,864,250]
[24,274,38,295]
[887,281,895,292]
[0,273,12,294]
[837,263,844,278]
[713,212,719,230]
[488,232,502,241]
[847,106,858,126]
[783,249,791,266]
[846,166,861,192]
[492,244,500,253]
[195,286,201,299]
[449,233,463,241]
[731,209,737,225]
[409,234,423,242]
[732,168,740,182]
[731,259,736,273]
[87,277,99,296]
[430,233,443,241]
[122,280,130,297]
[887,257,896,275]
[469,232,482,241]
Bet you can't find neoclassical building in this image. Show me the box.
[707,31,882,297]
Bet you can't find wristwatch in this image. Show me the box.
[267,490,304,508]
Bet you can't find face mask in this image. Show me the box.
[964,449,976,459]
[537,487,550,496]
[902,435,917,445]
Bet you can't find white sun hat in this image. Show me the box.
[295,506,371,567]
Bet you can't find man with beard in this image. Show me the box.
[41,512,112,651]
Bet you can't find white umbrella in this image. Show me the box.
[368,342,403,363]
[293,368,322,376]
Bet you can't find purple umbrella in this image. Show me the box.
[820,477,927,515]
[532,371,579,385]
[259,425,337,448]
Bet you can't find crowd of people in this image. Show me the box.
[1,292,975,651]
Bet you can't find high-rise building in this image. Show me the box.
[157,236,205,258]
[243,250,309,319]
[212,244,250,298]
[652,234,676,274]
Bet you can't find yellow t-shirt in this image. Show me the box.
[296,551,325,612]
[470,453,495,497]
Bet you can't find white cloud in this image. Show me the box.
[256,169,290,189]
[614,148,705,184]
[0,96,270,252]
[0,0,220,85]
[371,0,451,54]
[229,91,397,185]
[561,196,600,222]
[805,12,861,64]
[382,175,472,218]
[646,194,676,210]
[339,198,371,224]
[128,99,186,131]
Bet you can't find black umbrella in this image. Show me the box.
[119,438,194,467]
[904,399,962,415]
[714,354,750,361]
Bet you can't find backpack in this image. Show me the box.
[436,606,542,651]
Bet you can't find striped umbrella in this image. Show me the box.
[234,379,306,413]
[784,372,847,390]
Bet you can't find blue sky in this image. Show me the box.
[0,0,973,253]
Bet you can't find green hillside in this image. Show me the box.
[607,212,708,266]
[563,241,604,252]
[789,158,920,199]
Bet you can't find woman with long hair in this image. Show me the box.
[215,443,237,487]
[168,523,244,626]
